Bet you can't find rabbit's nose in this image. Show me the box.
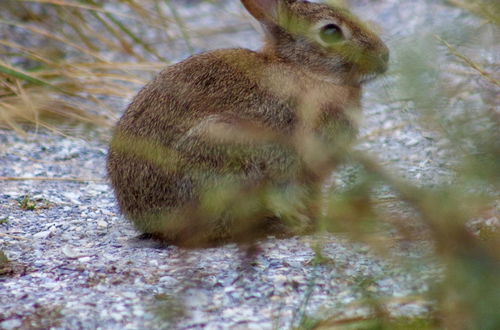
[375,48,390,73]
[381,51,389,64]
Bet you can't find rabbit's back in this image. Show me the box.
[108,49,298,226]
[119,49,303,137]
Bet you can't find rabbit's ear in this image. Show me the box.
[241,0,294,23]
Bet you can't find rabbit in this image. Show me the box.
[107,0,389,247]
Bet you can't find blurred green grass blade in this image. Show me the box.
[164,0,195,54]
[18,0,169,28]
[89,11,144,60]
[0,62,66,93]
[446,0,500,25]
[123,0,161,23]
[0,18,109,62]
[103,12,167,61]
[81,0,167,61]
[0,39,58,67]
[57,7,101,52]
[435,35,500,88]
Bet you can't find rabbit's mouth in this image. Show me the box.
[356,51,389,84]
[359,72,383,84]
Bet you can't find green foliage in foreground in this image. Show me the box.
[0,251,9,266]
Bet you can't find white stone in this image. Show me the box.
[33,230,51,239]
[97,220,108,229]
[78,256,92,263]
[0,319,22,330]
[62,245,83,258]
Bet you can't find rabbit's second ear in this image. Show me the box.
[241,0,290,22]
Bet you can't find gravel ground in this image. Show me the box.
[0,1,496,329]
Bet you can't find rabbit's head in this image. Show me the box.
[242,0,389,85]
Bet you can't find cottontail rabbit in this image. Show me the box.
[107,0,389,247]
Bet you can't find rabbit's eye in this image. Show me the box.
[319,24,343,43]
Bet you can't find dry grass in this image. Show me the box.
[0,0,208,133]
[446,0,500,25]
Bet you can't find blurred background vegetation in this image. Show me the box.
[1,0,499,329]
[0,0,238,135]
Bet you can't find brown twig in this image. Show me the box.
[0,233,29,240]
[0,176,104,182]
[435,35,500,88]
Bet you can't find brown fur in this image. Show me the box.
[107,0,388,247]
